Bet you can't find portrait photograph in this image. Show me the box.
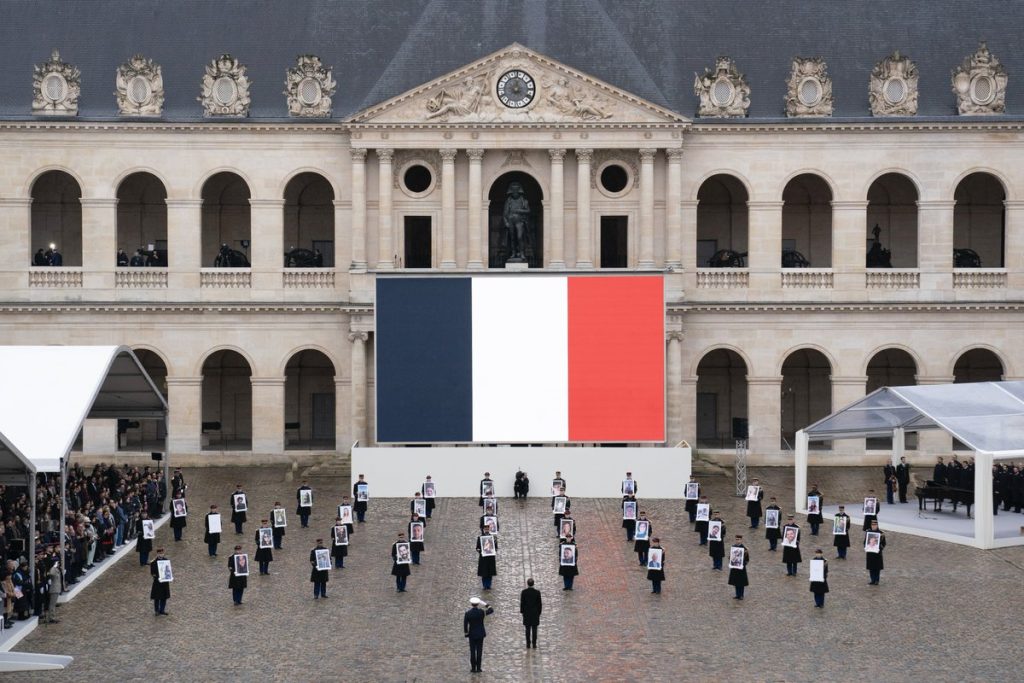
[863,497,877,515]
[708,520,723,541]
[807,495,820,514]
[483,498,497,516]
[172,499,187,518]
[396,542,412,565]
[622,501,637,520]
[258,528,273,549]
[413,498,427,517]
[410,522,424,541]
[560,544,576,566]
[728,547,745,570]
[809,558,825,582]
[647,548,663,570]
[273,508,287,528]
[142,519,155,540]
[781,525,799,548]
[550,482,562,497]
[299,489,313,508]
[315,547,331,571]
[482,515,499,534]
[833,516,847,535]
[622,479,635,495]
[423,482,436,498]
[207,513,222,534]
[233,493,247,512]
[684,482,699,500]
[338,506,353,525]
[157,559,173,583]
[695,504,710,522]
[356,484,369,501]
[765,509,780,529]
[234,553,249,577]
[482,482,495,498]
[553,496,567,514]
[480,535,496,557]
[333,525,349,546]
[635,520,650,540]
[745,485,760,501]
[560,519,574,539]
[865,531,882,553]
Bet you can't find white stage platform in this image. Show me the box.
[822,503,1024,548]
[351,445,691,498]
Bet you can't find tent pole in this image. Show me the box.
[162,416,170,515]
[892,427,904,467]
[59,457,66,591]
[974,451,994,549]
[794,429,809,512]
[29,470,37,608]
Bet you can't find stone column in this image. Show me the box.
[638,148,657,270]
[81,197,118,289]
[666,331,684,444]
[1004,200,1024,289]
[680,199,699,291]
[747,376,783,464]
[249,198,284,291]
[250,377,286,454]
[831,375,867,460]
[548,149,567,269]
[166,376,203,455]
[746,201,784,293]
[440,149,458,269]
[665,149,683,270]
[679,376,698,449]
[917,199,956,293]
[166,199,203,291]
[375,148,395,270]
[575,148,593,269]
[467,148,485,270]
[350,148,368,271]
[831,200,868,293]
[0,198,31,291]
[349,331,368,446]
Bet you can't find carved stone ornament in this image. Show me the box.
[542,75,613,121]
[198,54,251,117]
[952,43,1007,115]
[32,50,81,115]
[869,51,918,116]
[785,57,833,117]
[115,55,164,116]
[424,73,491,121]
[693,57,751,118]
[284,55,337,117]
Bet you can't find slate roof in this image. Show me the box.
[0,0,1020,121]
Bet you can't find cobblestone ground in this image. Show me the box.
[11,465,1024,682]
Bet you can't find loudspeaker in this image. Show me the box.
[731,418,749,440]
[151,452,163,461]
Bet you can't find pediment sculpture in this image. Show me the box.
[199,54,251,117]
[33,50,81,115]
[952,43,1007,115]
[785,57,833,117]
[694,57,751,118]
[285,55,337,117]
[869,51,918,117]
[115,55,164,116]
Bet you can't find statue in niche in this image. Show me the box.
[866,225,892,268]
[503,182,532,262]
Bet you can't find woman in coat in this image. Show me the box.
[254,520,273,575]
[135,511,153,566]
[647,538,665,594]
[727,536,750,600]
[476,532,497,590]
[558,535,579,590]
[809,549,829,607]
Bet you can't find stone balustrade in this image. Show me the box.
[781,269,834,289]
[283,269,335,288]
[115,268,168,288]
[865,269,920,289]
[952,269,1007,289]
[696,268,749,288]
[28,267,83,288]
[200,268,252,288]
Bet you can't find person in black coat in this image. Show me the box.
[862,490,881,532]
[833,505,851,559]
[310,539,330,598]
[708,513,726,570]
[135,511,153,566]
[391,533,411,592]
[896,456,911,503]
[204,504,221,557]
[254,520,273,575]
[634,512,652,566]
[410,492,428,527]
[408,513,425,565]
[514,470,530,500]
[806,484,824,535]
[622,494,637,540]
[331,518,348,568]
[519,578,542,648]
[746,479,764,528]
[809,549,829,608]
[552,488,570,530]
[478,472,493,507]
[296,480,313,528]
[230,485,247,534]
[933,456,946,485]
[422,476,436,518]
[464,597,494,673]
[684,476,700,523]
[228,545,247,605]
[782,516,802,576]
[865,521,887,585]
[169,493,187,542]
[727,536,749,600]
[694,496,711,545]
[271,502,286,549]
[647,538,665,593]
[149,548,170,615]
[353,474,369,522]
[476,532,497,590]
[559,535,579,590]
[764,498,782,551]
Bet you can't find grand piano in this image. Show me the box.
[915,481,974,517]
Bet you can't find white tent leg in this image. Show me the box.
[974,451,994,549]
[892,427,904,466]
[795,429,809,512]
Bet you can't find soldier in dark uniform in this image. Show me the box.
[169,492,187,542]
[559,535,578,590]
[746,479,764,528]
[896,456,911,503]
[647,538,665,594]
[728,535,750,600]
[809,549,829,608]
[862,490,881,532]
[782,515,802,576]
[708,511,726,570]
[296,480,313,528]
[271,501,286,549]
[310,539,330,598]
[408,513,425,565]
[634,511,652,566]
[149,548,170,615]
[204,504,221,557]
[478,472,493,507]
[135,511,153,566]
[622,494,638,541]
[331,518,348,568]
[228,545,247,605]
[353,475,369,522]
[422,475,436,518]
[694,496,711,545]
[391,532,411,592]
[230,484,247,534]
[866,521,887,585]
[254,520,273,575]
[476,532,497,590]
[764,497,782,551]
[806,484,824,535]
[833,504,851,559]
[684,476,700,523]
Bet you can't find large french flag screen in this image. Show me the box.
[375,275,664,443]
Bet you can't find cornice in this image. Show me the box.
[0,120,342,134]
[0,302,372,314]
[669,301,1024,314]
[690,119,1024,134]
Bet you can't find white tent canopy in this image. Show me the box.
[795,381,1024,549]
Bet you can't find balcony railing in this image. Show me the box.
[28,267,83,288]
[696,268,749,289]
[283,268,335,289]
[115,268,168,288]
[865,269,920,289]
[953,268,1007,289]
[781,269,833,289]
[200,268,251,288]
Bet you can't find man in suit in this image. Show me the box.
[519,578,542,648]
[933,456,946,485]
[896,456,911,503]
[463,596,494,673]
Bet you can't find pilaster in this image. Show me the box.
[831,200,868,292]
[251,377,286,454]
[0,198,31,291]
[376,148,395,270]
[638,148,657,270]
[1004,200,1024,289]
[746,200,784,293]
[548,149,566,269]
[249,198,284,291]
[747,375,783,461]
[917,199,956,293]
[440,149,457,269]
[467,149,485,270]
[350,148,368,271]
[81,197,118,289]
[166,376,203,455]
[666,330,684,444]
[349,331,368,446]
[665,149,683,270]
[575,148,593,269]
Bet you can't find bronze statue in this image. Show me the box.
[503,182,531,262]
[866,224,892,268]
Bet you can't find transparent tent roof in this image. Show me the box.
[803,381,1024,457]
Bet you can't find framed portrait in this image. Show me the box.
[413,498,427,517]
[207,513,222,534]
[622,479,636,495]
[707,520,723,541]
[480,534,496,557]
[622,501,637,520]
[695,503,710,522]
[234,553,249,577]
[481,482,495,498]
[684,482,699,500]
[559,544,576,566]
[781,525,800,548]
[338,505,353,525]
[765,509,780,529]
[142,519,155,540]
[299,489,313,508]
[395,542,412,565]
[728,546,745,570]
[258,528,273,549]
[553,496,567,515]
[832,516,847,535]
[745,485,761,502]
[333,525,349,546]
[551,481,563,497]
[864,531,882,553]
[172,499,187,518]
[409,521,424,542]
[647,548,664,570]
[483,498,498,516]
[483,515,499,534]
[635,520,650,540]
[314,547,331,571]
[559,519,574,539]
[423,482,436,498]
[157,559,173,583]
[356,483,369,501]
[809,557,825,582]
[273,508,287,528]
[807,495,820,514]
[863,497,878,516]
[233,493,247,512]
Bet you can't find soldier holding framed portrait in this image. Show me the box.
[745,480,764,528]
[136,512,154,566]
[392,533,411,592]
[695,497,711,545]
[558,536,578,590]
[862,491,881,532]
[254,520,274,575]
[353,474,370,522]
[422,475,436,518]
[634,513,653,566]
[684,477,700,522]
[728,536,750,600]
[553,491,570,530]
[149,548,171,615]
[809,550,829,608]
[228,546,248,605]
[622,494,638,541]
[781,516,802,576]
[332,518,349,568]
[708,513,726,570]
[764,498,782,551]
[865,521,887,585]
[204,505,222,557]
[806,484,824,535]
[833,505,851,559]
[477,533,498,590]
[408,514,425,565]
[296,480,313,528]
[271,502,287,549]
[647,540,665,594]
[230,485,247,535]
[170,494,187,542]
[310,540,331,599]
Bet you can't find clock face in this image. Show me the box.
[496,70,536,109]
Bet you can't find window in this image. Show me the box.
[600,216,628,268]
[404,216,432,268]
[400,163,435,198]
